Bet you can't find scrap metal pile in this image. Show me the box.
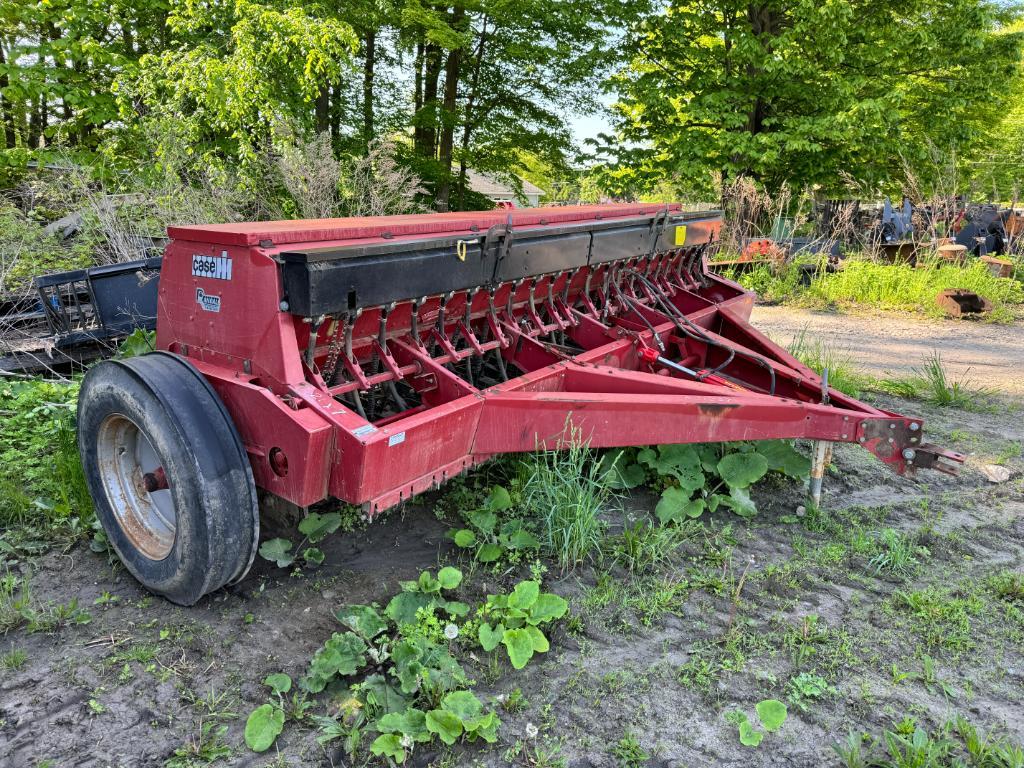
[721,197,1024,269]
[64,204,962,604]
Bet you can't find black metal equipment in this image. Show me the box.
[33,257,162,346]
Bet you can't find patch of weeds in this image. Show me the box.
[892,586,982,653]
[877,352,991,411]
[602,440,809,524]
[1,647,28,670]
[0,379,92,544]
[611,732,650,767]
[603,518,700,572]
[726,699,788,747]
[782,614,831,668]
[0,571,90,634]
[0,571,32,633]
[244,673,310,751]
[678,651,719,693]
[520,427,612,570]
[787,329,870,397]
[581,572,627,612]
[806,258,1024,321]
[815,542,848,566]
[953,715,1024,766]
[867,529,929,578]
[781,614,856,675]
[166,720,233,768]
[919,654,957,699]
[679,626,770,693]
[914,351,989,409]
[993,441,1022,465]
[473,580,568,669]
[785,672,836,712]
[835,716,1024,768]
[499,687,527,714]
[449,485,539,566]
[258,510,345,569]
[248,566,572,763]
[626,575,689,627]
[985,570,1024,604]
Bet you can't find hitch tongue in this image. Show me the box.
[911,443,966,475]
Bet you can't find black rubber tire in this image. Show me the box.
[78,352,259,605]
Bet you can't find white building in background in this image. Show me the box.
[465,169,545,208]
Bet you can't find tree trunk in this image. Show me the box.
[362,30,376,147]
[434,9,466,212]
[28,93,46,149]
[419,44,442,159]
[0,41,17,149]
[413,40,425,154]
[457,17,489,210]
[315,85,330,132]
[329,81,343,145]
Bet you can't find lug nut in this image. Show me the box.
[902,448,916,460]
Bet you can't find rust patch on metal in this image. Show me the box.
[697,403,740,416]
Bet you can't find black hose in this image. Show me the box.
[624,268,777,395]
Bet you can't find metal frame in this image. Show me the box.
[156,204,962,514]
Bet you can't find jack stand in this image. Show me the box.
[809,440,830,509]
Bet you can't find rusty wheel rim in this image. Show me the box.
[96,413,176,560]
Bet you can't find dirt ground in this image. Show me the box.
[752,305,1024,396]
[1,310,1022,768]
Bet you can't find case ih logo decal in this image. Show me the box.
[192,252,233,280]
[195,288,222,313]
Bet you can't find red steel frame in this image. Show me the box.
[157,204,961,515]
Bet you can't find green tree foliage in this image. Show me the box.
[1,0,636,207]
[604,0,1024,195]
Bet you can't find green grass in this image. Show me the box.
[875,351,991,410]
[985,570,1024,603]
[0,378,92,535]
[808,258,1024,319]
[834,716,1024,768]
[603,518,700,572]
[867,529,928,578]
[0,571,33,634]
[1,647,28,670]
[611,732,650,768]
[893,586,982,653]
[787,329,871,396]
[736,255,1024,321]
[519,429,612,571]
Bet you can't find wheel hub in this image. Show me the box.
[96,414,176,560]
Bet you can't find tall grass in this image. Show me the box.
[519,426,613,571]
[733,255,1024,321]
[876,351,989,409]
[787,329,869,397]
[807,259,1024,318]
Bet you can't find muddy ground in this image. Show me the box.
[1,311,1022,768]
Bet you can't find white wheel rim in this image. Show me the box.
[96,413,176,560]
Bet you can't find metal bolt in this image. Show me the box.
[889,423,896,429]
[909,422,920,431]
[841,433,848,439]
[902,448,916,460]
[279,300,290,311]
[858,437,866,443]
[888,437,894,443]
